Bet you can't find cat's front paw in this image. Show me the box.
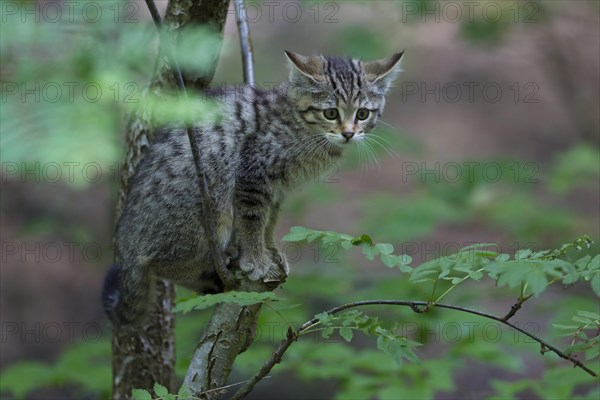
[239,249,288,282]
[265,247,289,282]
[239,255,272,281]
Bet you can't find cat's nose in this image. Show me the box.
[341,131,354,140]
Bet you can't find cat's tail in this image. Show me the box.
[101,263,151,326]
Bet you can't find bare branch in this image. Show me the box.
[234,0,255,85]
[231,299,598,399]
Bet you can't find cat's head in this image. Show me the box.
[285,50,403,147]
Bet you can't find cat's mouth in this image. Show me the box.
[325,133,364,147]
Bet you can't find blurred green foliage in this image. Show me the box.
[401,0,548,44]
[0,340,111,399]
[0,1,220,187]
[549,145,600,193]
[334,26,387,60]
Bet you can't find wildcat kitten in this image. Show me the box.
[102,51,404,325]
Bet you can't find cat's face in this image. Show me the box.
[286,51,403,147]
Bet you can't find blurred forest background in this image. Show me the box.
[1,0,599,399]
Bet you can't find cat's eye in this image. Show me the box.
[323,108,339,120]
[356,108,370,121]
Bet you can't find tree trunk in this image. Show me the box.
[111,1,230,398]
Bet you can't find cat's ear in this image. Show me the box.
[285,51,325,83]
[363,51,404,92]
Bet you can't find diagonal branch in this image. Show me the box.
[231,299,598,399]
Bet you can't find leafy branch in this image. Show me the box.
[175,291,282,313]
[554,310,600,361]
[282,226,413,271]
[227,228,599,398]
[230,298,598,398]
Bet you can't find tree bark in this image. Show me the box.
[182,278,283,398]
[111,1,230,398]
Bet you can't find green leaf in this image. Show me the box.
[563,271,581,285]
[487,254,578,296]
[380,253,396,268]
[585,345,599,361]
[576,310,600,320]
[362,245,379,261]
[591,272,600,297]
[174,291,281,313]
[352,234,373,246]
[469,270,484,280]
[339,327,354,342]
[375,243,394,254]
[380,254,412,270]
[589,255,600,270]
[495,253,510,262]
[565,343,590,354]
[515,249,532,260]
[154,383,168,397]
[132,389,152,400]
[177,384,191,400]
[315,312,335,326]
[340,240,354,250]
[282,226,314,242]
[552,324,580,330]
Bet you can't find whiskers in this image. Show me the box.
[377,119,396,130]
[283,133,335,180]
[356,137,381,175]
[366,133,402,160]
[354,135,400,177]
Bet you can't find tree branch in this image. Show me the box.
[111,1,230,398]
[144,0,233,286]
[234,0,254,85]
[145,0,284,397]
[177,1,286,398]
[162,0,230,90]
[231,299,598,399]
[502,294,533,321]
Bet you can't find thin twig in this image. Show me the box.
[199,376,271,397]
[230,299,598,399]
[502,294,533,321]
[229,328,297,400]
[144,0,233,286]
[234,0,254,85]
